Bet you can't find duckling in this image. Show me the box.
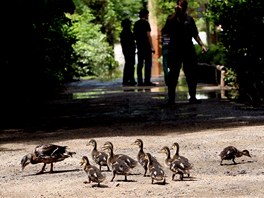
[171,142,191,163]
[103,145,131,182]
[145,153,166,184]
[103,141,137,169]
[80,156,106,187]
[87,139,110,171]
[219,146,251,165]
[170,142,192,177]
[21,144,76,174]
[158,146,174,167]
[132,139,148,176]
[169,158,191,181]
[133,139,161,177]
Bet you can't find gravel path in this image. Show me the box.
[1,78,264,198]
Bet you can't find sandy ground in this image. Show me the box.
[1,78,264,198]
[1,124,264,198]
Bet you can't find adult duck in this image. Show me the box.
[21,144,76,174]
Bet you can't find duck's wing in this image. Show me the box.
[117,154,138,168]
[112,159,130,175]
[94,151,108,166]
[150,165,166,181]
[88,166,106,183]
[35,144,68,158]
[220,146,237,159]
[170,159,191,174]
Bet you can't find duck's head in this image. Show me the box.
[242,150,251,157]
[171,142,179,150]
[80,156,89,166]
[133,139,143,147]
[158,146,170,155]
[102,144,112,154]
[103,141,113,149]
[21,154,32,171]
[87,139,96,147]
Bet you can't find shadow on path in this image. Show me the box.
[1,77,264,144]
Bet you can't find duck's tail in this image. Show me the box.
[67,152,76,157]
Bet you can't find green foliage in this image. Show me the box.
[208,0,264,104]
[196,43,227,65]
[69,3,119,80]
[155,0,208,29]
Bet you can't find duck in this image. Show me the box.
[132,139,148,176]
[87,139,110,171]
[219,146,251,165]
[133,139,161,177]
[169,158,192,181]
[80,156,106,187]
[144,153,166,185]
[103,141,137,169]
[158,146,174,167]
[21,144,76,174]
[170,142,192,177]
[102,144,131,182]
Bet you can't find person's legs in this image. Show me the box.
[144,50,152,84]
[167,51,182,103]
[137,51,144,85]
[162,47,169,85]
[128,53,136,85]
[183,49,200,103]
[122,55,130,85]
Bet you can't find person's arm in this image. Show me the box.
[147,31,155,54]
[194,35,207,53]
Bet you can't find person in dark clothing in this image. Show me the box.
[165,0,207,104]
[133,8,156,86]
[120,18,137,86]
[161,25,170,86]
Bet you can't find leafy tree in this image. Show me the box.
[208,0,264,105]
[70,1,120,79]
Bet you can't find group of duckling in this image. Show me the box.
[21,139,252,187]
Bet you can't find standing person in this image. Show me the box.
[161,25,170,86]
[165,0,207,104]
[133,8,156,86]
[120,18,137,86]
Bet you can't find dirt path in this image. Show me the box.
[1,124,264,198]
[1,78,264,197]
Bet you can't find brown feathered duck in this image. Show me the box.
[219,146,251,165]
[170,142,192,177]
[102,143,131,182]
[21,144,76,174]
[87,139,110,171]
[158,146,174,167]
[169,158,192,181]
[133,139,160,176]
[80,156,106,187]
[144,153,166,185]
[103,141,137,169]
